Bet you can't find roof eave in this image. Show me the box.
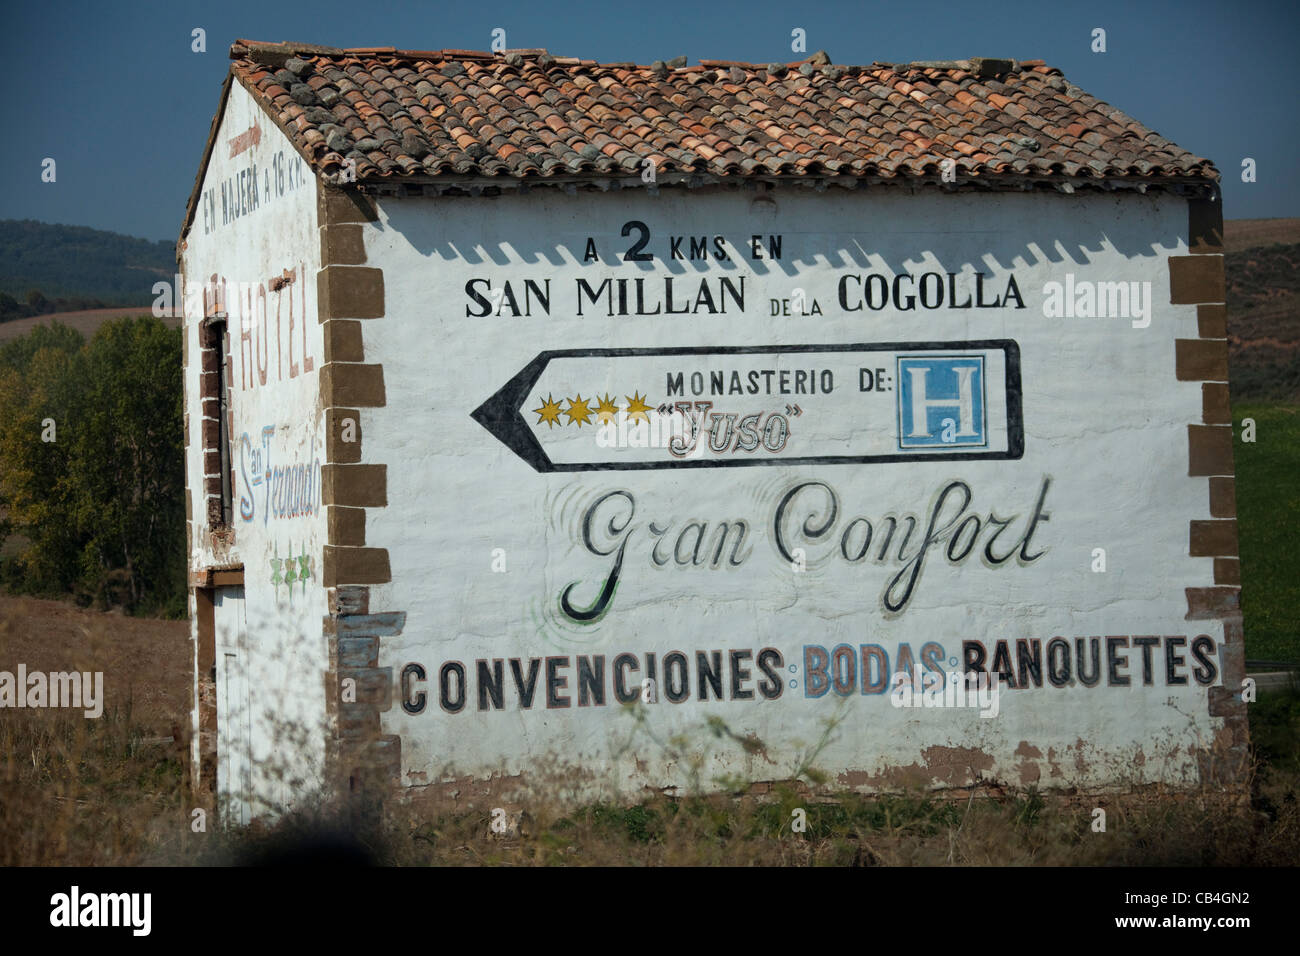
[340,171,1220,199]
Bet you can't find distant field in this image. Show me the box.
[0,306,178,343]
[1232,401,1300,663]
[1223,218,1300,253]
[0,594,188,734]
[1226,241,1300,400]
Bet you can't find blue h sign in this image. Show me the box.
[896,355,986,448]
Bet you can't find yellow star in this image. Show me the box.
[532,393,564,428]
[595,393,620,424]
[625,391,652,424]
[564,393,593,427]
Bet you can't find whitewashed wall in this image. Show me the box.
[366,186,1219,799]
[182,81,328,815]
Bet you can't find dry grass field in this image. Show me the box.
[0,307,179,344]
[1224,218,1300,253]
[0,594,1297,866]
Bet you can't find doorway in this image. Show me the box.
[214,586,251,825]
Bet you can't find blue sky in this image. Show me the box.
[2,0,1295,241]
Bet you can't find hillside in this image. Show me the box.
[1223,218,1300,253]
[0,219,172,305]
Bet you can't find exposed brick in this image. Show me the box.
[201,347,219,373]
[321,224,367,265]
[1220,640,1246,686]
[319,186,379,224]
[201,417,221,448]
[203,449,222,475]
[1207,686,1246,718]
[206,497,224,527]
[212,569,244,587]
[1185,586,1241,619]
[1214,558,1240,586]
[199,318,224,347]
[322,463,387,507]
[328,505,367,546]
[328,585,370,616]
[338,669,392,709]
[325,407,363,463]
[1209,477,1236,517]
[1168,255,1225,304]
[1189,519,1237,557]
[200,370,220,397]
[1213,717,1251,755]
[336,635,381,668]
[1188,198,1224,254]
[318,266,385,319]
[1197,304,1226,338]
[1201,382,1231,424]
[338,704,380,737]
[1187,425,1234,476]
[350,735,401,783]
[321,362,386,407]
[323,320,365,363]
[202,398,221,420]
[1223,619,1244,646]
[1175,339,1228,381]
[323,546,392,586]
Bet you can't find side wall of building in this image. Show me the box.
[181,79,330,817]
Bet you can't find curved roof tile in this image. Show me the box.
[221,40,1217,190]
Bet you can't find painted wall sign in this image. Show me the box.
[473,341,1023,471]
[356,187,1230,801]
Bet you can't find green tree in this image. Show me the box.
[0,317,183,614]
[24,289,51,314]
[0,321,84,371]
[0,324,84,589]
[67,318,185,609]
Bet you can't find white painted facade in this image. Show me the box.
[182,81,329,820]
[359,187,1225,797]
[184,83,1233,810]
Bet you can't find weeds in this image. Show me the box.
[4,687,1295,866]
[2,593,1298,866]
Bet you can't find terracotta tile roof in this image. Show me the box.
[225,40,1218,191]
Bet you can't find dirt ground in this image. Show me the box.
[0,594,188,734]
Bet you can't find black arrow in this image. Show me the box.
[470,341,1023,474]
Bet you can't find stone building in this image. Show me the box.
[180,39,1239,821]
